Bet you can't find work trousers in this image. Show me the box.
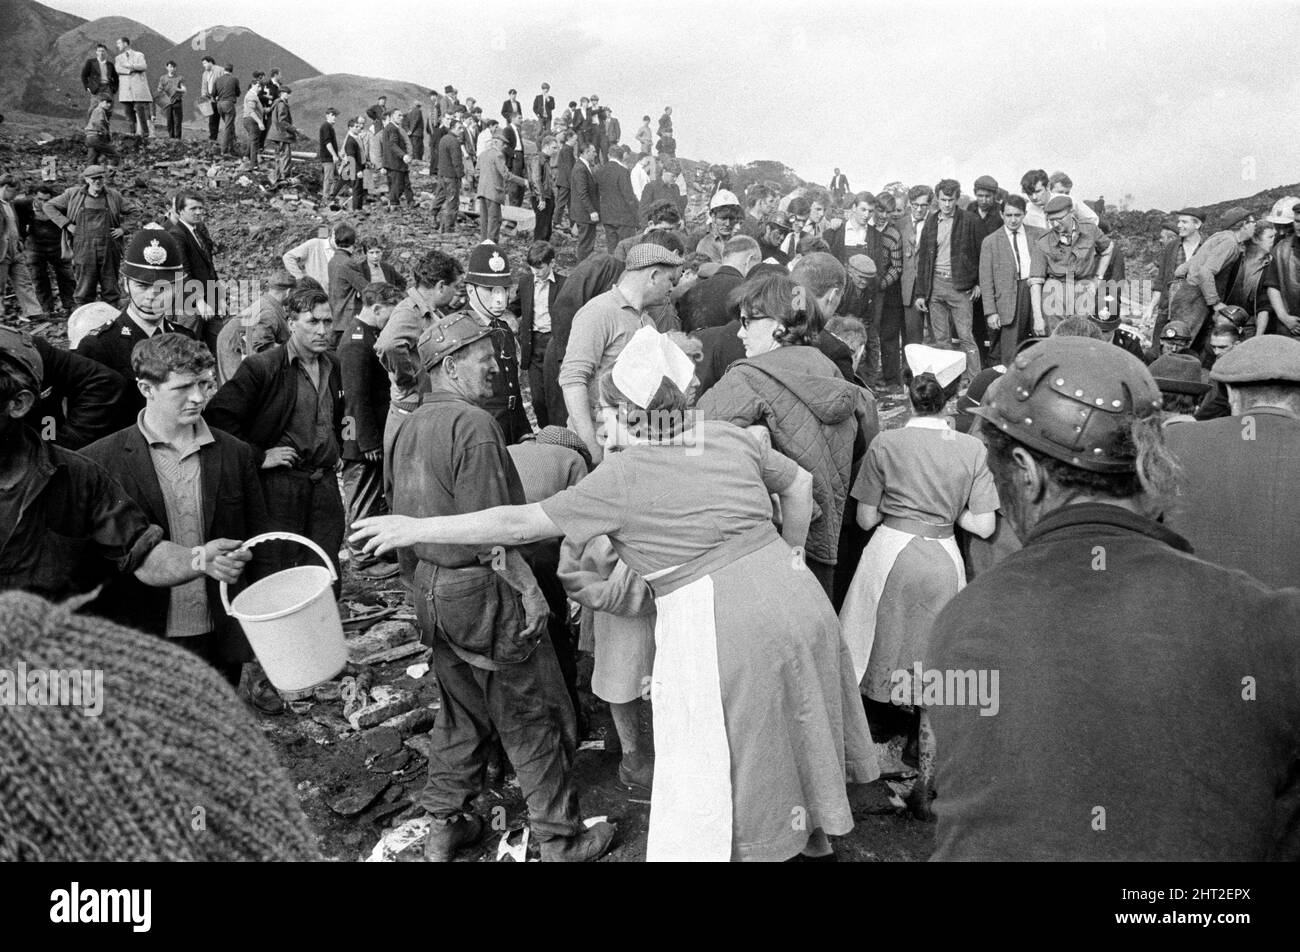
[341,458,386,557]
[243,118,261,165]
[164,100,183,138]
[479,197,503,242]
[206,107,220,141]
[0,257,43,318]
[419,633,581,843]
[258,466,345,598]
[575,220,599,262]
[530,539,580,715]
[26,246,76,313]
[876,291,905,386]
[121,100,150,138]
[216,100,237,154]
[903,304,928,346]
[85,134,119,165]
[349,176,366,211]
[387,168,413,206]
[270,142,293,184]
[971,294,992,370]
[604,223,637,255]
[928,273,978,384]
[73,241,122,306]
[532,194,554,243]
[555,185,570,229]
[321,161,339,201]
[525,331,551,428]
[409,133,423,162]
[431,175,460,230]
[541,338,567,427]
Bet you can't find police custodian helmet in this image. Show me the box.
[972,337,1162,473]
[121,224,184,284]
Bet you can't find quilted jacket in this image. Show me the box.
[695,344,864,564]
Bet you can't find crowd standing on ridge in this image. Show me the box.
[1,43,1299,865]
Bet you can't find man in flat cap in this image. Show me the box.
[369,310,616,863]
[1029,193,1113,335]
[44,165,140,308]
[561,242,683,465]
[1148,207,1205,342]
[929,336,1300,859]
[1168,205,1257,356]
[1163,336,1300,589]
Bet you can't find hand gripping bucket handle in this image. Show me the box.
[219,531,338,617]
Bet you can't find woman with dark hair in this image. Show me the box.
[838,371,999,817]
[696,271,870,601]
[354,328,877,861]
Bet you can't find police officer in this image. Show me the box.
[927,336,1300,860]
[1086,308,1147,363]
[76,224,195,432]
[375,310,615,863]
[463,241,531,443]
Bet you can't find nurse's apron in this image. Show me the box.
[641,524,774,863]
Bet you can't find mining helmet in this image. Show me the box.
[0,326,43,389]
[465,241,514,288]
[417,310,494,370]
[1160,320,1192,343]
[1217,305,1250,330]
[971,336,1162,473]
[122,224,184,283]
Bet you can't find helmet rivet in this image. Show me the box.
[1094,448,1103,454]
[1024,417,1032,425]
[1112,400,1122,408]
[1095,398,1104,406]
[1074,389,1083,397]
[1074,425,1082,432]
[1055,378,1065,386]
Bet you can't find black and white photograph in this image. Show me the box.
[0,0,1294,930]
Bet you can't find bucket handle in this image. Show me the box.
[219,531,339,616]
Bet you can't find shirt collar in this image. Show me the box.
[904,415,951,431]
[137,408,215,456]
[285,333,314,366]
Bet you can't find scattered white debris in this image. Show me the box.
[365,817,431,862]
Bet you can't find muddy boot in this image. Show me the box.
[538,821,617,862]
[617,752,653,803]
[423,813,486,862]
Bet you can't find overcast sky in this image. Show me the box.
[53,0,1300,209]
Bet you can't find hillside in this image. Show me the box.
[42,17,174,117]
[161,25,322,122]
[288,73,430,125]
[0,0,85,113]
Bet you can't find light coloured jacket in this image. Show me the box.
[114,49,150,102]
[476,145,527,204]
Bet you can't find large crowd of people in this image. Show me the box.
[1,41,1299,864]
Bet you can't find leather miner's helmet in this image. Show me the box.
[417,310,493,370]
[971,336,1162,473]
[122,224,184,284]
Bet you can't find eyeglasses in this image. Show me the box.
[910,201,930,209]
[739,313,776,329]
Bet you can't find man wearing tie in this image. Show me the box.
[533,83,555,132]
[979,195,1045,365]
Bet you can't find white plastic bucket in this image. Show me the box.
[220,532,347,693]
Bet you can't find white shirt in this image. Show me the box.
[1005,225,1031,280]
[1023,203,1048,231]
[533,273,554,334]
[843,219,870,248]
[1068,194,1099,225]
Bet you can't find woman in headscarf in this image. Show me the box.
[837,370,999,817]
[354,328,877,861]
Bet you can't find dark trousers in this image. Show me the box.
[479,197,502,242]
[85,134,119,165]
[877,290,905,385]
[489,402,531,445]
[122,100,150,138]
[833,511,870,615]
[419,633,581,842]
[207,108,220,141]
[432,175,460,230]
[409,133,423,162]
[258,467,345,598]
[971,294,992,369]
[73,242,122,306]
[555,186,570,228]
[243,118,261,165]
[532,195,554,243]
[575,221,599,262]
[341,458,386,557]
[530,539,580,715]
[164,100,183,138]
[216,100,237,154]
[903,304,926,345]
[604,223,636,255]
[997,280,1034,366]
[349,176,366,210]
[387,168,413,206]
[270,141,292,184]
[27,246,76,312]
[177,630,243,687]
[807,556,835,603]
[542,338,567,427]
[526,333,551,428]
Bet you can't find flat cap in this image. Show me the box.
[1044,194,1074,216]
[0,327,43,387]
[1173,207,1205,221]
[1217,206,1254,231]
[1161,321,1193,341]
[973,175,999,192]
[417,310,494,370]
[1210,335,1300,385]
[624,243,684,270]
[846,254,878,279]
[1149,353,1209,396]
[81,164,108,179]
